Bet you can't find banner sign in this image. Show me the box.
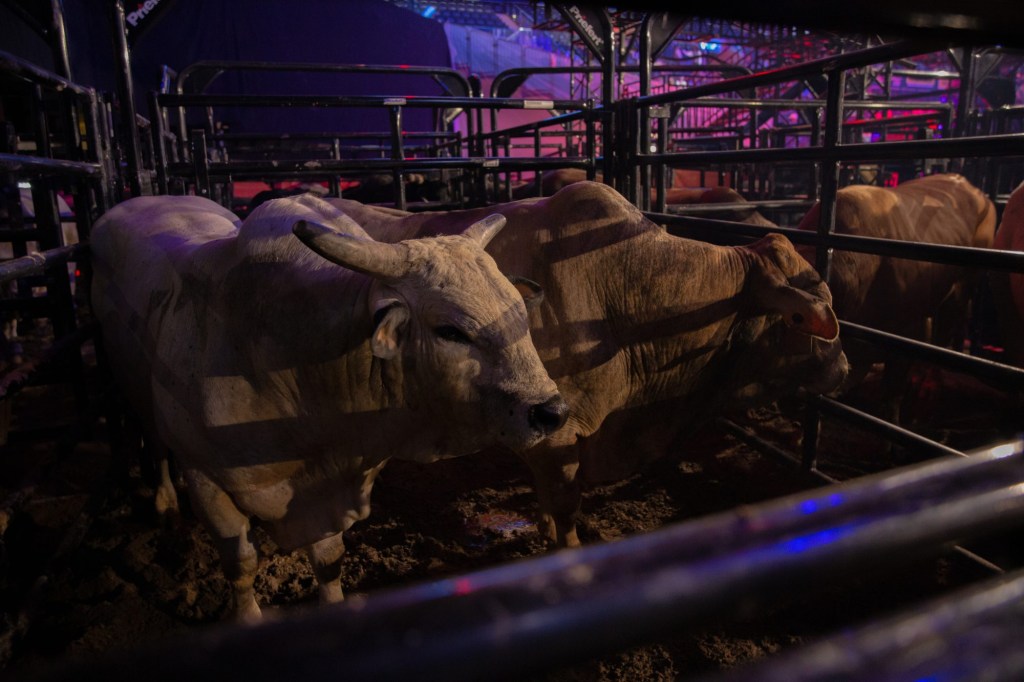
[553,4,611,63]
[124,0,173,45]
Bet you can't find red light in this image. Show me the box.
[454,578,472,596]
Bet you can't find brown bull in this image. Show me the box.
[991,180,1024,366]
[329,181,847,547]
[797,174,995,412]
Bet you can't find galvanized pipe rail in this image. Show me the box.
[703,567,1024,682]
[17,438,1024,682]
[0,49,95,96]
[176,60,474,97]
[151,90,597,202]
[635,41,948,108]
[0,153,101,178]
[651,212,1024,273]
[163,156,594,179]
[641,132,1024,166]
[489,64,753,99]
[0,244,85,284]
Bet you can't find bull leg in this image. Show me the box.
[306,532,346,605]
[524,446,583,549]
[152,442,181,525]
[184,468,261,621]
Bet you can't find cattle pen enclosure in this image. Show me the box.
[2,1,1024,680]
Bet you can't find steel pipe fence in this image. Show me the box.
[0,48,109,413]
[617,38,1024,488]
[7,10,1021,679]
[149,85,598,208]
[14,438,1024,682]
[701,567,1024,682]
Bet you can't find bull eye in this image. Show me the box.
[435,325,473,345]
[792,313,805,325]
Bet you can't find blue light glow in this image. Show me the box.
[422,5,436,18]
[779,523,860,554]
[797,493,845,515]
[699,41,722,53]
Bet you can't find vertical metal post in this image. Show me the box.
[149,92,169,195]
[601,15,616,187]
[803,67,846,472]
[49,0,72,80]
[954,47,977,138]
[389,105,406,211]
[639,18,653,204]
[89,92,115,209]
[190,130,211,197]
[585,101,597,181]
[329,138,341,197]
[112,0,146,197]
[656,111,667,214]
[532,127,542,198]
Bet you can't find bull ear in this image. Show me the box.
[462,214,506,248]
[509,275,544,309]
[293,217,410,280]
[755,284,840,340]
[370,299,409,359]
[747,233,840,340]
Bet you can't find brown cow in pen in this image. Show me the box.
[796,174,996,422]
[990,180,1024,366]
[511,169,776,226]
[329,181,848,547]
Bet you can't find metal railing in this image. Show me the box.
[16,438,1024,682]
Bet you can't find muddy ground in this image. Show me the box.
[0,357,1020,681]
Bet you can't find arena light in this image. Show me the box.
[699,40,722,53]
[421,5,436,18]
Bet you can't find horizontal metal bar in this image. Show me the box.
[0,49,96,96]
[774,111,950,134]
[812,395,967,459]
[656,98,948,110]
[157,93,590,111]
[665,199,814,215]
[20,438,1024,682]
[491,63,751,97]
[165,157,594,179]
[0,153,102,178]
[0,244,84,284]
[640,133,1024,165]
[840,322,1024,389]
[216,131,461,141]
[704,568,1024,682]
[637,40,949,107]
[715,416,827,475]
[177,60,472,96]
[648,212,1024,273]
[481,110,591,140]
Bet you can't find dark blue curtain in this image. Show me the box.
[4,0,453,134]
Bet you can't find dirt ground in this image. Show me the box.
[0,355,1020,681]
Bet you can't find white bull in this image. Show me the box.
[90,193,567,619]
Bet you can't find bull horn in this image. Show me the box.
[462,214,507,248]
[293,218,410,280]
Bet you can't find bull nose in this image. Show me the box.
[528,395,569,434]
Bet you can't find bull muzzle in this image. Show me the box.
[528,394,570,434]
